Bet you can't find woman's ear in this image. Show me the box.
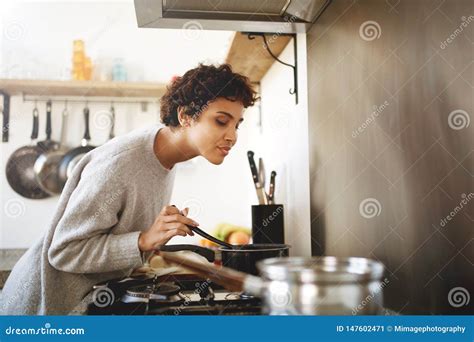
[177,107,191,127]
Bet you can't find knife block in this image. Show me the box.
[251,204,285,244]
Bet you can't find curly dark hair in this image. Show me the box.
[160,63,258,127]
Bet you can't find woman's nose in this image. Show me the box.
[225,129,237,144]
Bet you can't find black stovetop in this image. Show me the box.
[87,273,262,315]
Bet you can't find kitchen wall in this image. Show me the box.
[0,1,313,253]
[0,0,257,248]
[307,0,473,314]
[256,36,312,257]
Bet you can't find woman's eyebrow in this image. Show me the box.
[216,111,244,123]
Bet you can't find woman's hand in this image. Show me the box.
[138,205,199,252]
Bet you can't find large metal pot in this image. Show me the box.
[159,252,385,315]
[256,256,385,315]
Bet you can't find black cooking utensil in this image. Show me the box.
[186,225,235,249]
[247,151,268,204]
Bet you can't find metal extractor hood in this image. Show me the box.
[134,0,332,33]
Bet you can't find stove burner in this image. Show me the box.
[88,275,263,315]
[124,283,183,303]
[239,292,256,299]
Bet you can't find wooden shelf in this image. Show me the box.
[0,79,167,98]
[225,32,293,83]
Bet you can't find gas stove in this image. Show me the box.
[87,273,263,315]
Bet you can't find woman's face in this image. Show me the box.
[184,97,244,165]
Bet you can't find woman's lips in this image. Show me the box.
[217,146,230,156]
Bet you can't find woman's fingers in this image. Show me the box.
[164,222,194,236]
[161,205,180,216]
[166,226,190,238]
[163,213,199,227]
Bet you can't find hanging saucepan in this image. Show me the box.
[34,101,69,195]
[5,106,51,199]
[58,105,96,190]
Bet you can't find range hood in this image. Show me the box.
[134,0,332,33]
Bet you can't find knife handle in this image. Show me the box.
[268,171,277,204]
[247,151,260,186]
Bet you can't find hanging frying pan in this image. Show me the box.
[34,102,69,195]
[37,100,60,152]
[58,105,96,190]
[5,106,51,199]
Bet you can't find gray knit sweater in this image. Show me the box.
[0,124,176,315]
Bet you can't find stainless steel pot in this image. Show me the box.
[256,256,385,315]
[159,252,386,315]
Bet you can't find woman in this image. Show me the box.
[0,63,257,315]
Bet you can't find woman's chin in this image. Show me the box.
[203,153,225,165]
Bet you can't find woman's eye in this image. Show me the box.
[216,119,228,126]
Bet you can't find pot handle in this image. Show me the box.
[155,244,215,263]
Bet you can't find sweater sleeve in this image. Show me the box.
[48,157,144,274]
